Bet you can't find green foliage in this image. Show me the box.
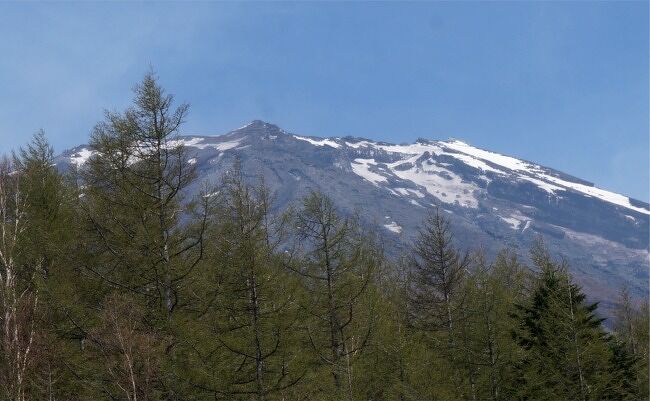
[82,71,201,319]
[407,208,473,400]
[174,166,306,400]
[1,74,643,401]
[289,191,379,401]
[512,242,638,401]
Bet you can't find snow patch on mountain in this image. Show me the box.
[233,121,255,131]
[442,151,505,174]
[439,140,649,215]
[393,188,425,198]
[517,176,565,193]
[168,136,243,151]
[345,140,374,148]
[294,135,341,148]
[442,140,537,172]
[383,218,402,234]
[499,215,522,230]
[351,159,388,186]
[214,139,243,151]
[375,142,441,156]
[542,174,649,215]
[387,155,479,208]
[563,228,650,261]
[70,148,95,167]
[498,212,530,230]
[337,136,648,215]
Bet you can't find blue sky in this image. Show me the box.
[0,2,648,201]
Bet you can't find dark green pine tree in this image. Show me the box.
[601,337,640,400]
[513,242,623,401]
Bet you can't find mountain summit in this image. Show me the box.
[56,120,649,310]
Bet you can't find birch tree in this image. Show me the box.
[0,157,40,401]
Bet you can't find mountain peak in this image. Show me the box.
[235,120,285,136]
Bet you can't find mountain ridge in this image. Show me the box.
[59,119,649,207]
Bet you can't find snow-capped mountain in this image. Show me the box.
[56,120,649,312]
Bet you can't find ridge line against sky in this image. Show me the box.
[0,2,648,201]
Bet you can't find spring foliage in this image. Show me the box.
[0,73,646,401]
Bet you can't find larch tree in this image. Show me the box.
[13,131,81,400]
[407,208,471,399]
[81,71,206,319]
[613,287,649,399]
[291,191,377,401]
[76,72,209,400]
[180,166,305,401]
[461,249,527,401]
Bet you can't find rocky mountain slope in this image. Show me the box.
[56,120,649,311]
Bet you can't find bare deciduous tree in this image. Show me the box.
[89,294,162,401]
[0,157,40,401]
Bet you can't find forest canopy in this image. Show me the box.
[0,73,647,401]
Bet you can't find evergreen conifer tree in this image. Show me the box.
[513,242,621,401]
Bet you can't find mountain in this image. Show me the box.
[55,120,649,312]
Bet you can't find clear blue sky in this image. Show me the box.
[0,2,648,201]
